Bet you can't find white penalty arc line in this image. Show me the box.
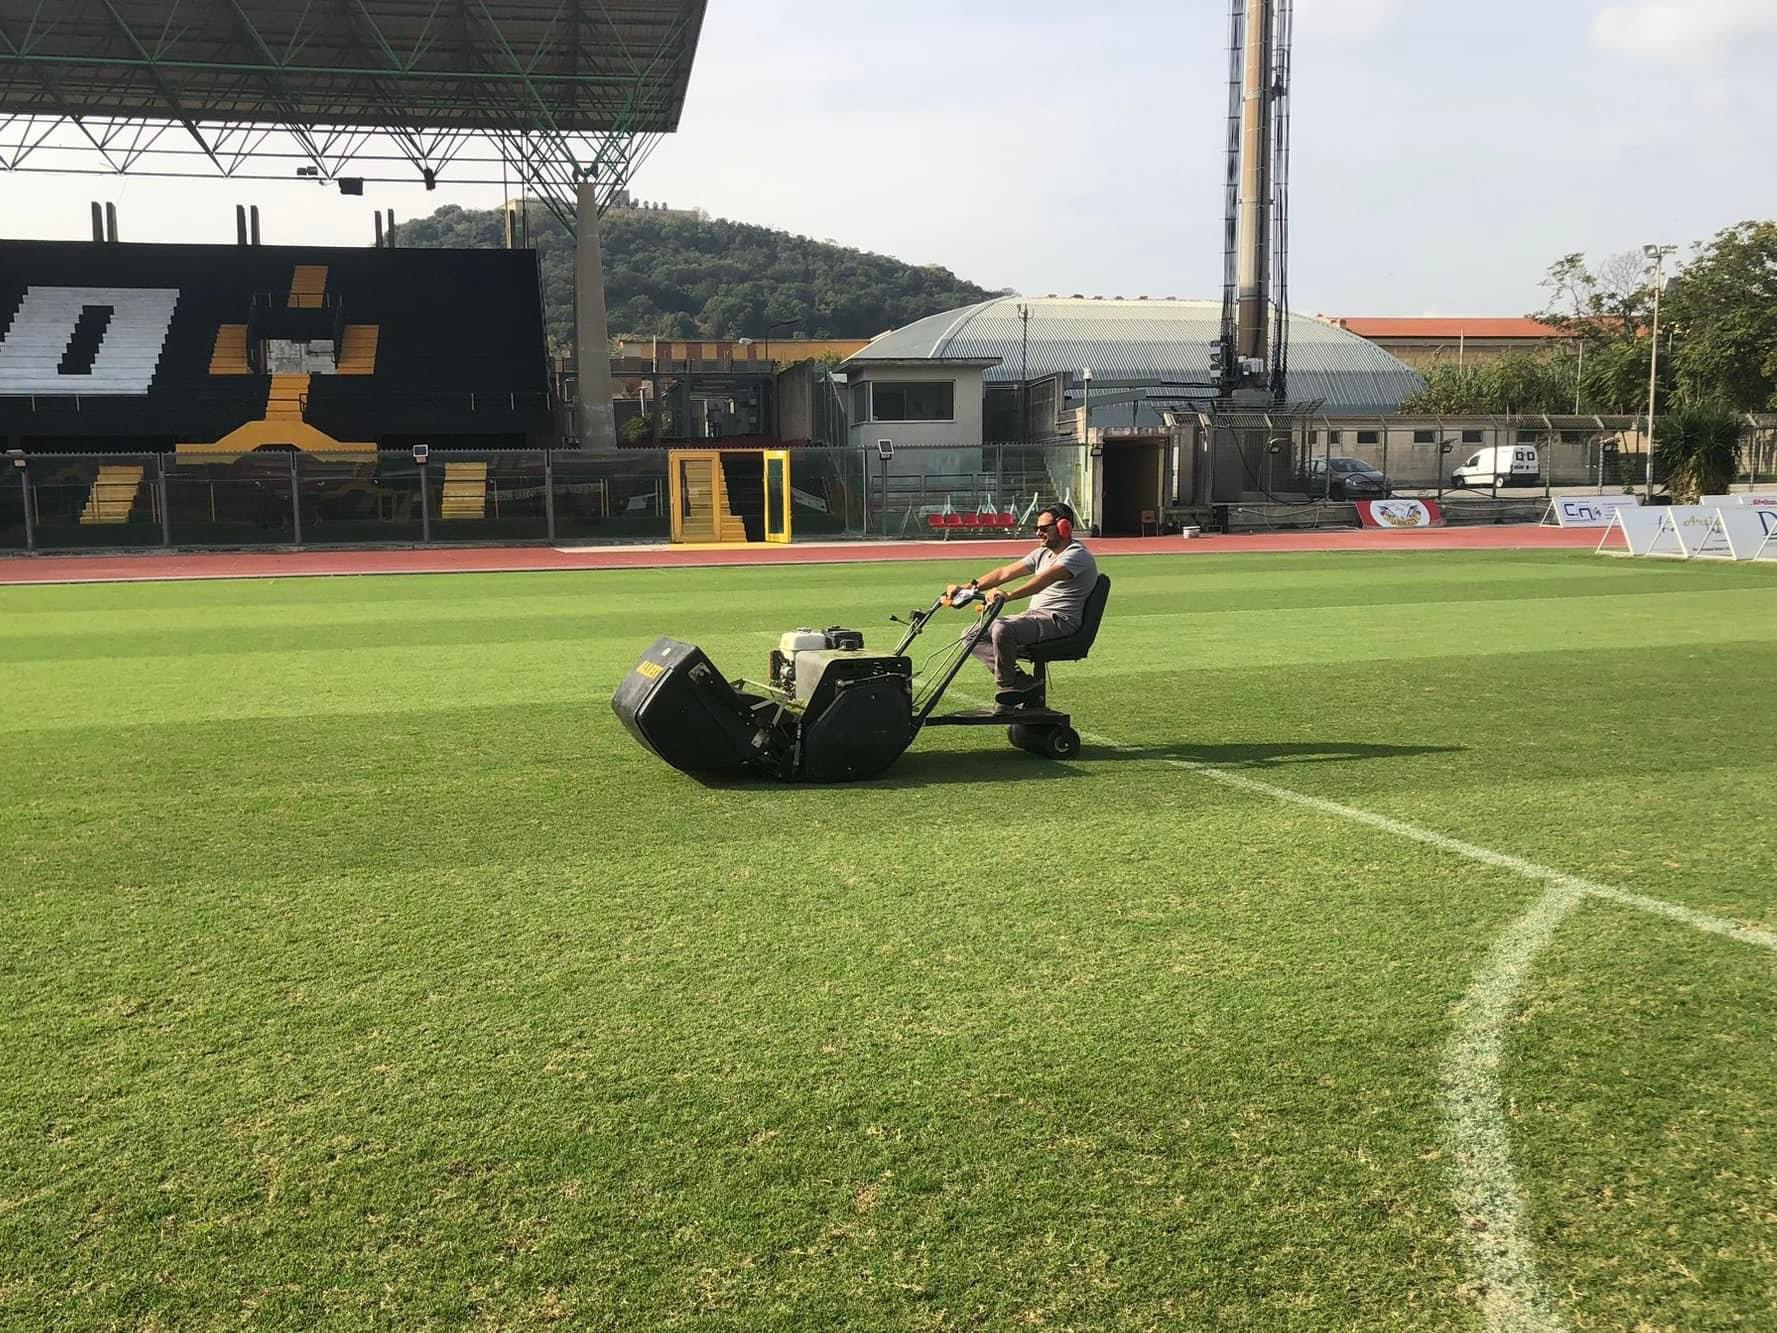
[1056,722,1777,1332]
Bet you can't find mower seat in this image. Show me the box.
[1023,574,1111,666]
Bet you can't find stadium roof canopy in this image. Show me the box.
[851,295,1426,416]
[0,0,707,225]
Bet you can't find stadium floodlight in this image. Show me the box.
[1642,243,1679,500]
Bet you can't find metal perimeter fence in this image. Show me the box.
[0,445,1083,553]
[6,434,1771,552]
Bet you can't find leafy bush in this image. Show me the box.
[1655,399,1743,503]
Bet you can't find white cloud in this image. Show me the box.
[1293,0,1391,39]
[1593,0,1777,59]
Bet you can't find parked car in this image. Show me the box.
[1307,456,1391,500]
[1451,445,1540,489]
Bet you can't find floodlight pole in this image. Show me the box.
[10,453,31,551]
[1643,243,1676,501]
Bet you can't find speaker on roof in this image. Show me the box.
[250,205,261,246]
[236,204,247,246]
[104,202,117,243]
[337,177,364,196]
[90,201,103,243]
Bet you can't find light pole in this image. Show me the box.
[7,449,30,551]
[1080,367,1093,443]
[1643,243,1677,501]
[764,316,796,368]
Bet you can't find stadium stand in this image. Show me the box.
[0,240,554,458]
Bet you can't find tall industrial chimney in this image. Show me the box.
[1234,0,1274,370]
[1217,0,1293,401]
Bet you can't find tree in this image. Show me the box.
[1399,350,1580,415]
[1664,221,1777,410]
[397,201,1003,354]
[1655,399,1744,502]
[1531,250,1660,413]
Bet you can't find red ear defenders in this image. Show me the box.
[1046,503,1075,543]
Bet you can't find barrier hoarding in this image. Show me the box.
[1543,494,1642,528]
[1646,506,1730,559]
[1596,506,1671,557]
[1710,506,1777,561]
[1356,499,1443,529]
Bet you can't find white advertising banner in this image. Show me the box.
[1544,494,1642,528]
[1699,494,1777,508]
[1596,506,1671,557]
[1647,506,1730,559]
[1701,506,1777,561]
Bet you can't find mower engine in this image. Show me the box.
[767,625,864,697]
[613,624,914,783]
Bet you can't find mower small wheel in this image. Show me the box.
[1008,723,1041,753]
[1044,726,1082,759]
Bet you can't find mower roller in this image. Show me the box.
[612,575,1110,782]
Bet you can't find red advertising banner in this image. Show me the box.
[1356,499,1444,529]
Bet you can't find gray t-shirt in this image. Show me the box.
[1019,541,1098,629]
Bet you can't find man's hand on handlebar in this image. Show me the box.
[944,580,983,608]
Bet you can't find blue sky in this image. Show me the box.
[4,0,1774,317]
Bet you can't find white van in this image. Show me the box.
[1451,445,1540,489]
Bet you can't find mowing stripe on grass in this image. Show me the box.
[1032,713,1777,1332]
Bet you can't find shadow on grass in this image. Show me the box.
[679,738,1460,790]
[680,745,1087,791]
[1074,739,1465,770]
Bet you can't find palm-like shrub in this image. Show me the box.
[1655,399,1743,503]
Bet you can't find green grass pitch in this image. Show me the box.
[2,550,1774,1330]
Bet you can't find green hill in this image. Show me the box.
[396,203,1003,354]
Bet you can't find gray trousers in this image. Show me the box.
[970,610,1071,688]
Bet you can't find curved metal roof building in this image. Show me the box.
[852,295,1425,416]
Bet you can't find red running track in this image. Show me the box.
[0,526,1601,586]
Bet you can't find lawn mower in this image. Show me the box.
[611,575,1110,782]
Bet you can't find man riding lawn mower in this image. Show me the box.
[611,504,1110,783]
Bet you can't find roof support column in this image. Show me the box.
[574,175,616,450]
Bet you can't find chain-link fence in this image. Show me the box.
[0,443,1100,553]
[0,445,1085,552]
[7,428,1768,554]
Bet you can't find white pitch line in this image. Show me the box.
[1042,719,1777,1331]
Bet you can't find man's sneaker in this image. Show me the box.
[994,683,1045,708]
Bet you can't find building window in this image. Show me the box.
[851,383,869,425]
[1328,430,1342,445]
[1462,429,1483,444]
[1413,429,1435,444]
[1357,429,1380,445]
[871,381,954,422]
[1307,431,1319,444]
[1516,429,1543,444]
